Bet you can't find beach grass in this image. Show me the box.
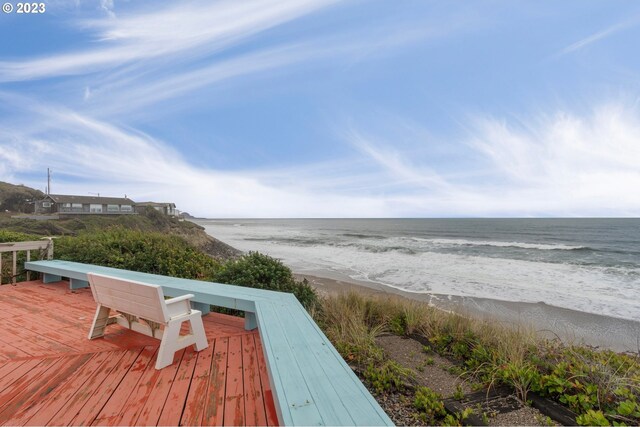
[315,291,640,426]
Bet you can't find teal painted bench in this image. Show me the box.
[25,260,393,426]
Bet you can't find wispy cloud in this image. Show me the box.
[555,17,640,57]
[0,95,390,217]
[0,0,337,82]
[2,92,639,217]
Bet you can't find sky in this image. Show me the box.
[0,0,639,218]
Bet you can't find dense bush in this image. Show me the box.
[212,251,319,310]
[55,227,220,280]
[0,230,41,243]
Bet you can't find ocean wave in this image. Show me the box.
[341,233,386,239]
[425,238,588,251]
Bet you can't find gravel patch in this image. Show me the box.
[376,334,471,397]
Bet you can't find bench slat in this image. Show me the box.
[256,302,324,426]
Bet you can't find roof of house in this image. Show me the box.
[136,201,176,208]
[45,194,135,205]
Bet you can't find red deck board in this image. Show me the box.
[202,336,229,426]
[91,345,159,425]
[256,335,280,426]
[134,349,185,426]
[0,357,63,410]
[243,333,268,426]
[24,351,114,426]
[157,347,199,426]
[1,353,94,426]
[224,335,245,426]
[0,280,277,426]
[179,343,215,426]
[47,349,133,426]
[0,359,42,395]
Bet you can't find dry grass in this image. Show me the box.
[314,291,640,425]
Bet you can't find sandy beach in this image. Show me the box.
[295,272,640,353]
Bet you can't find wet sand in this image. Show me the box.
[295,272,640,353]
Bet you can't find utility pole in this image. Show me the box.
[47,168,51,195]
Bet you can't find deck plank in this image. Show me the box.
[224,335,245,426]
[68,348,145,426]
[25,350,121,426]
[202,336,229,426]
[179,342,215,426]
[44,349,132,426]
[0,359,42,395]
[157,347,198,426]
[134,349,185,426]
[91,346,158,426]
[242,333,268,427]
[0,357,63,410]
[1,353,94,426]
[255,335,280,427]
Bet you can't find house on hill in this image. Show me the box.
[135,202,177,216]
[35,194,136,215]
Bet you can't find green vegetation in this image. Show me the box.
[55,228,220,280]
[1,227,318,310]
[211,251,318,310]
[0,181,43,213]
[413,386,447,424]
[315,291,640,426]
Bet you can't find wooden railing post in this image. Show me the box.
[26,250,31,282]
[12,250,17,285]
[47,239,54,260]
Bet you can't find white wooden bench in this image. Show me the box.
[87,273,209,370]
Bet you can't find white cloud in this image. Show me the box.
[2,95,638,217]
[0,97,388,217]
[0,0,337,82]
[100,0,115,18]
[555,17,640,57]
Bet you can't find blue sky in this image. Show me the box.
[1,0,639,217]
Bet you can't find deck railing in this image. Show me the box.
[0,240,53,284]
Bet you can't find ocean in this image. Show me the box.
[196,218,640,322]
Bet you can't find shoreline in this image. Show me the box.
[295,272,640,352]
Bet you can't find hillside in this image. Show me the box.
[0,181,44,213]
[0,181,240,261]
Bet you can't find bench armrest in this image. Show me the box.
[165,294,195,305]
[166,293,195,318]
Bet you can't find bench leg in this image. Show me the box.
[88,304,111,339]
[42,273,62,283]
[244,312,257,330]
[191,301,210,316]
[70,278,89,289]
[156,320,182,369]
[189,314,208,351]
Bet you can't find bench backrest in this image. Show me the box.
[87,273,169,323]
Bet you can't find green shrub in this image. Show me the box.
[0,230,40,243]
[212,252,319,310]
[365,360,413,393]
[413,386,446,424]
[55,227,219,280]
[576,409,610,426]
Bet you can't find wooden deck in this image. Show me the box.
[0,280,279,426]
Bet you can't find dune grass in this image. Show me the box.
[315,291,640,426]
